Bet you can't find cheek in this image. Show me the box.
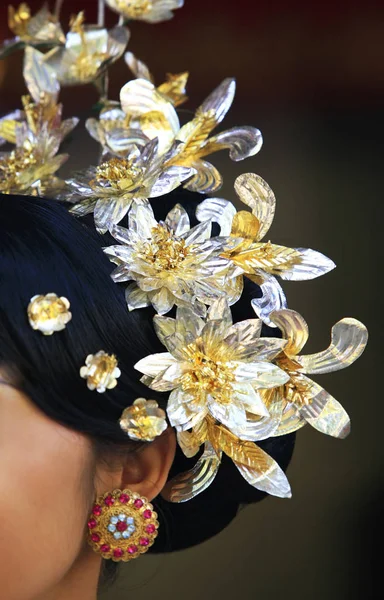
[0,415,94,600]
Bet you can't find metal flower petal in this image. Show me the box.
[295,376,351,439]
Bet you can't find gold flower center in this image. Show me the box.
[180,341,235,404]
[93,158,144,191]
[139,225,189,271]
[0,148,37,192]
[87,354,118,389]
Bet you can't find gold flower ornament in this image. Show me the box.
[80,351,121,393]
[27,293,72,335]
[120,398,168,441]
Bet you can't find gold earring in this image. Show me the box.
[87,488,159,562]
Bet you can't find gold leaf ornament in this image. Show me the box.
[27,293,72,335]
[80,351,121,393]
[120,398,168,441]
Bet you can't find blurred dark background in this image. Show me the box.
[0,1,382,599]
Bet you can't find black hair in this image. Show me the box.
[0,190,295,588]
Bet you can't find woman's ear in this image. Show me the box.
[95,427,176,502]
[120,426,176,500]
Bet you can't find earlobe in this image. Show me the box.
[120,427,176,501]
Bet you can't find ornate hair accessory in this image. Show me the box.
[80,351,121,393]
[1,0,368,503]
[120,397,168,441]
[27,293,72,335]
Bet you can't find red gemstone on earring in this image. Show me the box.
[127,545,138,554]
[87,518,97,529]
[113,548,124,558]
[143,509,152,519]
[145,524,156,534]
[92,505,102,516]
[119,493,130,503]
[139,537,150,546]
[116,521,128,532]
[104,495,115,507]
[100,544,110,553]
[134,498,144,509]
[91,533,100,542]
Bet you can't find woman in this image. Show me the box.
[0,191,295,599]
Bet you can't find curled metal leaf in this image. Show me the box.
[269,309,309,356]
[195,197,236,235]
[234,173,276,241]
[231,210,260,244]
[298,318,368,374]
[150,165,195,197]
[250,272,288,327]
[202,126,263,161]
[297,376,351,439]
[161,442,221,503]
[105,128,149,155]
[183,159,222,193]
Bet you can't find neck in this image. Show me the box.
[36,547,102,600]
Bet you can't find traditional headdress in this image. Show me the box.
[0,1,368,507]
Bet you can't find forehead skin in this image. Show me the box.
[0,378,95,600]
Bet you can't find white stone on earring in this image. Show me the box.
[118,513,126,521]
[113,532,122,540]
[127,517,134,524]
[122,531,131,539]
[108,524,116,533]
[110,516,119,524]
